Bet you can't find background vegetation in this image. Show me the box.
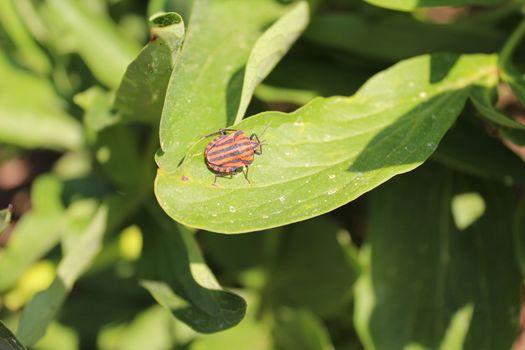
[1,0,525,349]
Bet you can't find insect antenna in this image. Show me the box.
[258,124,270,138]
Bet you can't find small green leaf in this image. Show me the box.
[74,87,118,134]
[115,12,185,123]
[273,309,334,350]
[40,0,139,88]
[95,125,144,190]
[17,205,108,346]
[139,206,246,333]
[0,55,83,150]
[156,54,497,233]
[354,164,521,350]
[470,85,525,129]
[97,306,177,350]
[499,20,525,107]
[189,297,271,350]
[364,0,503,12]
[0,205,12,235]
[266,217,358,316]
[75,88,144,190]
[0,176,65,292]
[234,1,309,123]
[198,230,268,278]
[0,321,25,350]
[157,0,291,169]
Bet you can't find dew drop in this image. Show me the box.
[328,174,336,180]
[229,206,236,212]
[426,142,435,149]
[419,91,428,99]
[212,213,217,217]
[404,144,416,152]
[262,215,269,219]
[279,196,286,203]
[327,189,337,195]
[297,199,303,203]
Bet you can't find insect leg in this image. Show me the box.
[242,166,251,184]
[212,171,236,185]
[202,128,237,139]
[250,133,264,155]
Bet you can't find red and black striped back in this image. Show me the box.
[205,130,258,172]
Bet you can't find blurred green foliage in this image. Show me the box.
[0,0,525,349]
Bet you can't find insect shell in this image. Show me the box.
[204,128,263,184]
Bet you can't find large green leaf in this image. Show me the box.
[0,55,83,150]
[17,204,108,346]
[304,13,503,61]
[155,54,497,233]
[0,321,25,350]
[114,12,185,124]
[0,176,65,292]
[354,164,521,350]
[139,205,246,333]
[157,0,291,169]
[39,0,139,88]
[364,0,503,12]
[234,1,309,123]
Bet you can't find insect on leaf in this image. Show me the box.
[155,54,498,233]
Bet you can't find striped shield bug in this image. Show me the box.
[203,128,265,184]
